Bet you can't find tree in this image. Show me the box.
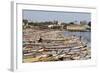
[54,20,58,25]
[23,19,28,25]
[69,22,74,24]
[88,21,91,27]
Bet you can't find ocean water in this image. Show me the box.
[63,31,91,47]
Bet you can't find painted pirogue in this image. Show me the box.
[23,27,90,62]
[23,35,91,63]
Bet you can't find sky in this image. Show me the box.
[23,10,91,23]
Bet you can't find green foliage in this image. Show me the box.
[23,19,28,25]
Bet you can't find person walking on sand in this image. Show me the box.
[38,37,43,43]
[79,36,82,41]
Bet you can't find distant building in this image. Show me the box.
[80,21,88,25]
[48,25,54,28]
[67,25,87,31]
[58,21,62,25]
